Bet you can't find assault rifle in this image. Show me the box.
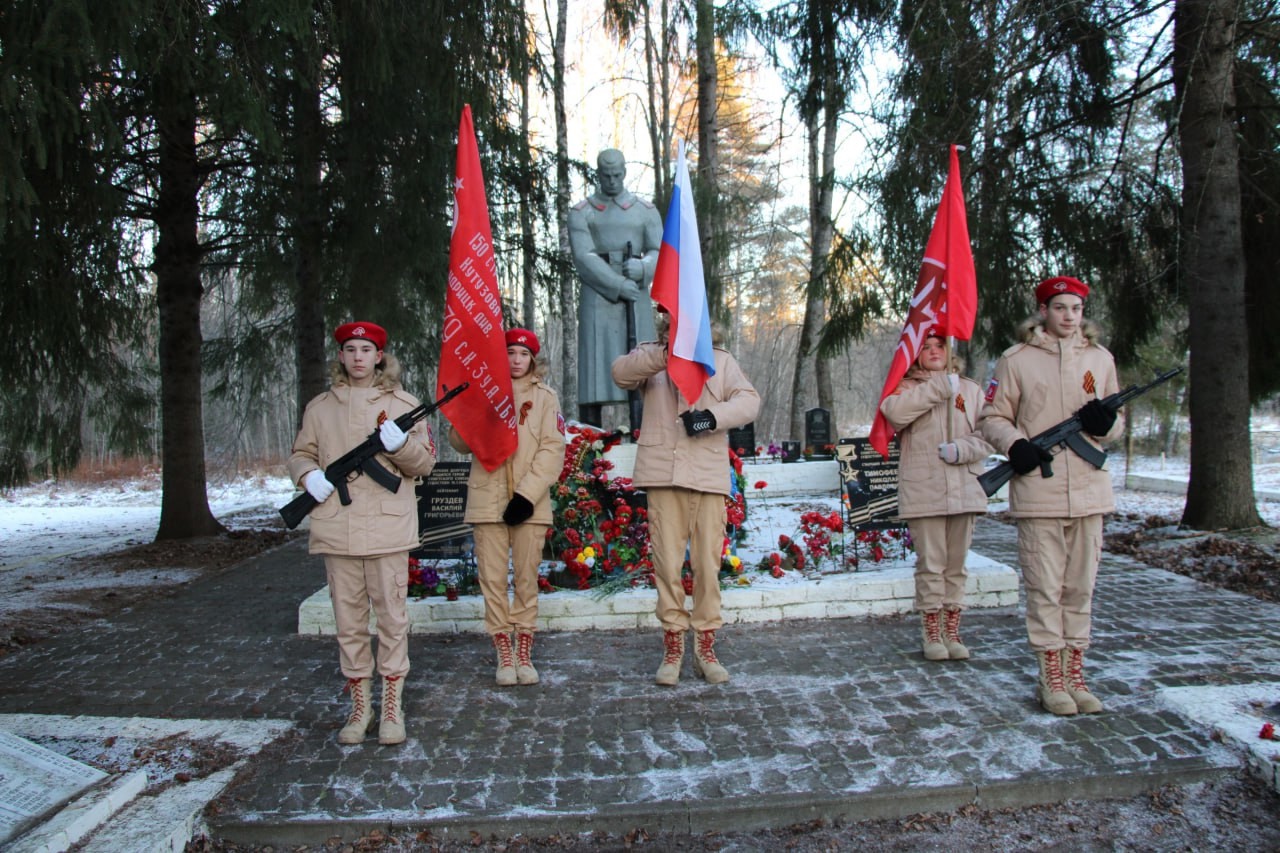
[623,240,642,435]
[279,383,469,529]
[978,366,1183,498]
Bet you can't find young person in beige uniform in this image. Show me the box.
[611,316,760,685]
[287,322,438,746]
[449,329,565,686]
[879,330,994,661]
[978,277,1123,716]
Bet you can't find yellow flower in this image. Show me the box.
[582,546,596,559]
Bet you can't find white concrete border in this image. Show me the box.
[8,770,147,853]
[1159,684,1280,794]
[604,447,842,498]
[1125,472,1280,502]
[0,716,293,853]
[298,552,1019,635]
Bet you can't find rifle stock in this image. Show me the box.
[279,383,469,529]
[978,366,1182,498]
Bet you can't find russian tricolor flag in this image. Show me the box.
[651,142,716,406]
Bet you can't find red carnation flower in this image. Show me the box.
[754,480,768,490]
[1261,722,1276,740]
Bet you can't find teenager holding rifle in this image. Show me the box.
[978,277,1123,716]
[287,322,438,745]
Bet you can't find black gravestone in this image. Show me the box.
[728,422,756,457]
[805,407,833,456]
[836,437,901,530]
[781,440,802,463]
[412,461,473,559]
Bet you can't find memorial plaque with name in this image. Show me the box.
[412,462,473,559]
[728,422,756,457]
[0,731,107,845]
[836,437,901,530]
[805,407,833,456]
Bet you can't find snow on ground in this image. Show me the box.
[0,475,298,617]
[0,475,297,570]
[3,454,1279,595]
[2,455,1278,844]
[1160,684,1280,793]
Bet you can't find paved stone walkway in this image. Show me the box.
[0,518,1276,847]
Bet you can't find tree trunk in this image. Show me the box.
[553,0,577,415]
[643,0,673,207]
[518,11,536,331]
[791,5,837,439]
[791,107,833,440]
[814,84,838,416]
[292,67,327,431]
[695,0,723,322]
[1175,0,1261,529]
[154,76,223,540]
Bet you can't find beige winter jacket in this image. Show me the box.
[612,342,761,496]
[879,367,994,519]
[287,383,438,556]
[448,374,565,525]
[977,320,1124,518]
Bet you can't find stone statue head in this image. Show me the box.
[596,149,627,198]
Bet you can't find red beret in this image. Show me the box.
[505,328,540,357]
[1035,276,1090,305]
[334,321,387,351]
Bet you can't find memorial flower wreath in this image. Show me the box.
[546,425,652,592]
[408,426,909,600]
[544,425,754,595]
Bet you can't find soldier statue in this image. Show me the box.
[568,148,663,428]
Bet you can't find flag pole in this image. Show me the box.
[945,336,955,443]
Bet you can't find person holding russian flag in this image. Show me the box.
[612,313,759,685]
[610,143,760,686]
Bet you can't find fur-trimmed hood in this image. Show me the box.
[1015,316,1103,347]
[329,352,404,390]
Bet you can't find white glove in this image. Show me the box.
[947,373,960,395]
[303,469,335,502]
[938,443,961,465]
[379,419,407,453]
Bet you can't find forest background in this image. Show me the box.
[1,0,1277,540]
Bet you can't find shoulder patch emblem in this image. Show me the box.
[984,379,999,403]
[556,412,567,436]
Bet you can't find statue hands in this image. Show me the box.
[617,281,643,303]
[621,257,646,282]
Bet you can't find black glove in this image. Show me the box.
[1076,399,1117,436]
[502,494,534,526]
[1008,438,1052,475]
[680,408,717,436]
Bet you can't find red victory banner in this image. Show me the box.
[437,105,517,471]
[868,144,977,458]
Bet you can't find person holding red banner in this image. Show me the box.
[879,330,994,662]
[978,276,1123,717]
[448,328,564,687]
[612,314,760,686]
[287,322,438,747]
